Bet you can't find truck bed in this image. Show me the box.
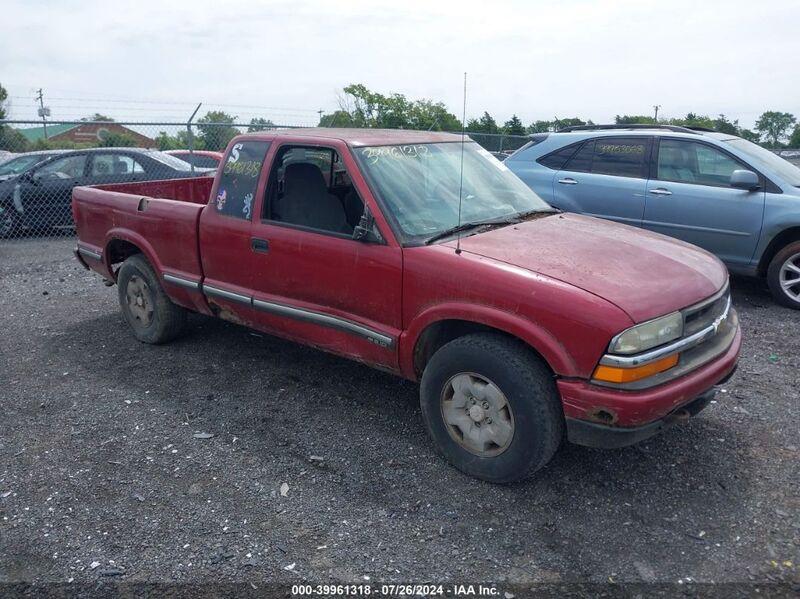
[72,177,214,312]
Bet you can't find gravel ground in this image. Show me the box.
[0,236,798,593]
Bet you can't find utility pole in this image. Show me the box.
[36,88,49,139]
[653,104,661,122]
[317,109,324,125]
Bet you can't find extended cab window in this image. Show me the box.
[264,146,364,236]
[562,138,649,178]
[214,141,271,220]
[657,139,746,187]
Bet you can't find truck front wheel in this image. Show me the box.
[419,333,564,483]
[117,254,187,344]
[767,240,800,310]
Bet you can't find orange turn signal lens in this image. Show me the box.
[593,354,679,384]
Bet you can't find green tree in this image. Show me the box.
[789,125,800,148]
[553,117,587,130]
[319,84,460,131]
[713,114,739,135]
[615,115,657,125]
[738,129,760,143]
[526,120,554,133]
[755,111,797,147]
[197,111,238,151]
[155,131,181,151]
[99,131,136,147]
[503,115,525,135]
[467,112,500,134]
[319,110,355,128]
[247,117,275,132]
[0,83,29,151]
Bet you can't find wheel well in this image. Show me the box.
[105,239,142,275]
[413,319,551,378]
[758,227,800,276]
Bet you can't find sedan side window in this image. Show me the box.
[657,139,745,187]
[35,155,87,180]
[91,154,145,178]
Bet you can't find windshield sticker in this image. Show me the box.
[215,188,227,211]
[242,192,253,219]
[362,145,431,165]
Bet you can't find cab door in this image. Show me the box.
[247,141,403,371]
[642,138,766,268]
[197,140,273,324]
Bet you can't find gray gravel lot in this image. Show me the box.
[0,236,798,591]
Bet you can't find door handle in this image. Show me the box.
[251,238,269,253]
[558,177,578,185]
[649,188,672,196]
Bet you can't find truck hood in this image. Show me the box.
[445,213,727,323]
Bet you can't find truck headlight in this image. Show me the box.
[609,312,683,355]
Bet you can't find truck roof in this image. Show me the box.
[242,127,464,147]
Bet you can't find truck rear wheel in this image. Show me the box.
[767,240,800,310]
[419,333,564,483]
[117,254,187,344]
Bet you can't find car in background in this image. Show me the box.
[0,148,213,237]
[0,150,68,182]
[0,150,16,165]
[165,149,224,169]
[506,125,800,309]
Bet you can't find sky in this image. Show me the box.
[1,0,798,129]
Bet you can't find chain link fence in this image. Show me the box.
[0,119,529,240]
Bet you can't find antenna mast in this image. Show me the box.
[455,72,467,255]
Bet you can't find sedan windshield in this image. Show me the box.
[355,142,551,243]
[0,154,49,177]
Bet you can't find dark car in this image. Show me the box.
[0,150,68,182]
[0,148,212,237]
[165,150,224,169]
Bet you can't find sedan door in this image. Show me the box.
[642,138,766,268]
[552,137,651,227]
[20,153,89,229]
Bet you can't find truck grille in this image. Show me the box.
[683,285,731,337]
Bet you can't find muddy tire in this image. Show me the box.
[419,333,564,483]
[117,254,187,344]
[767,240,800,310]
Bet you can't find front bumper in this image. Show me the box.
[565,372,734,449]
[558,319,741,440]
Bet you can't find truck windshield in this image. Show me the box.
[355,141,551,243]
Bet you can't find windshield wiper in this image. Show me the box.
[424,215,523,245]
[424,209,559,245]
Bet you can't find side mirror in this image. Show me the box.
[730,169,760,191]
[352,207,382,243]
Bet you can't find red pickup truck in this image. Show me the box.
[72,128,741,482]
